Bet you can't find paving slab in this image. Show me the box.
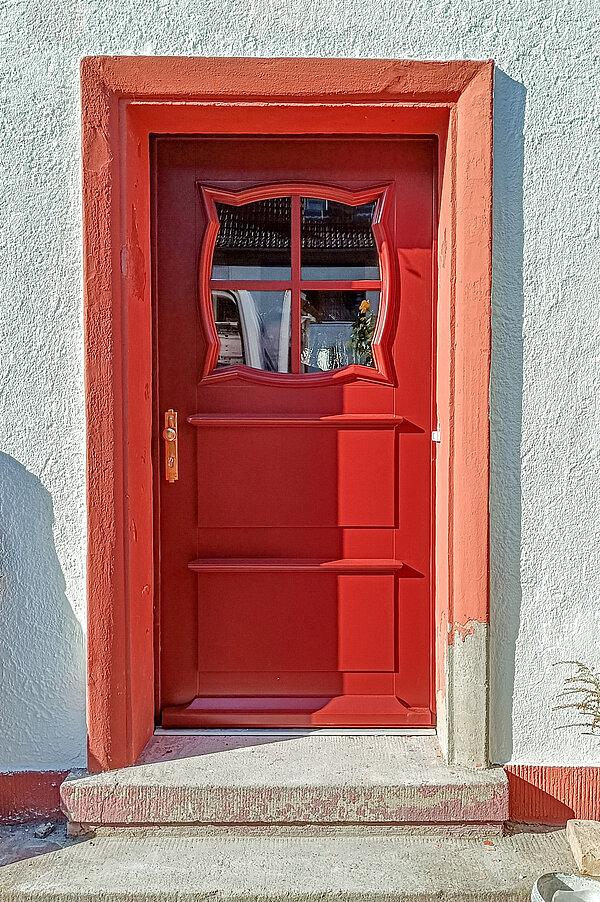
[61,734,508,828]
[0,827,576,901]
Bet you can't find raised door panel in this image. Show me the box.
[338,574,395,671]
[196,426,335,527]
[196,572,397,674]
[196,426,397,528]
[337,430,396,527]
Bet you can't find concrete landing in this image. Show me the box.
[61,734,508,829]
[0,827,578,901]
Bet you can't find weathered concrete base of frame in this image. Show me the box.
[438,621,489,769]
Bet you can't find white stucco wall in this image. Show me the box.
[0,0,599,771]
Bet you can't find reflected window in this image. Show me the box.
[213,290,291,372]
[212,198,291,281]
[301,291,379,372]
[301,198,379,281]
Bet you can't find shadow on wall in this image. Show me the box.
[0,453,85,770]
[489,70,527,764]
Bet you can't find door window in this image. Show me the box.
[300,198,379,281]
[212,198,292,281]
[212,288,291,371]
[301,289,379,371]
[201,186,390,377]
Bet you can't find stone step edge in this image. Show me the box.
[60,772,509,827]
[66,821,506,838]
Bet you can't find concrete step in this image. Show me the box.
[0,826,578,901]
[61,734,508,829]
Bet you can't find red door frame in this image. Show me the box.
[81,57,493,771]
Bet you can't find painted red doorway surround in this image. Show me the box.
[81,58,493,770]
[153,137,436,727]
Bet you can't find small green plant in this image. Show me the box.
[349,299,376,366]
[553,661,600,735]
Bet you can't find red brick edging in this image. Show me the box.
[506,766,600,824]
[0,772,68,824]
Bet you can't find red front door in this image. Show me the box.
[153,136,435,727]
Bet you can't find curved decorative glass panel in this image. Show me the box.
[212,198,291,280]
[300,290,379,372]
[300,198,379,281]
[202,184,388,379]
[212,289,291,371]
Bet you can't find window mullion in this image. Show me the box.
[290,195,302,374]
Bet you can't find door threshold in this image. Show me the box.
[154,727,437,737]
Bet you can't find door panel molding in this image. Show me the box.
[81,57,493,771]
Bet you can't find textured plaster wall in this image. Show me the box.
[0,0,599,770]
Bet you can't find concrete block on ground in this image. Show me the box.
[567,819,600,876]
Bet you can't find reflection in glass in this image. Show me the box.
[301,198,379,281]
[212,290,291,371]
[301,291,379,372]
[212,198,292,280]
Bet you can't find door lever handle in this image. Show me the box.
[162,409,178,483]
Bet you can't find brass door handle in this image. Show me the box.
[162,409,178,483]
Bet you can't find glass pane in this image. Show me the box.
[212,198,291,280]
[300,291,379,372]
[301,198,379,281]
[212,289,291,372]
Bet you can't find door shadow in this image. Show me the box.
[137,731,328,763]
[0,453,85,769]
[488,70,526,764]
[134,729,439,766]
